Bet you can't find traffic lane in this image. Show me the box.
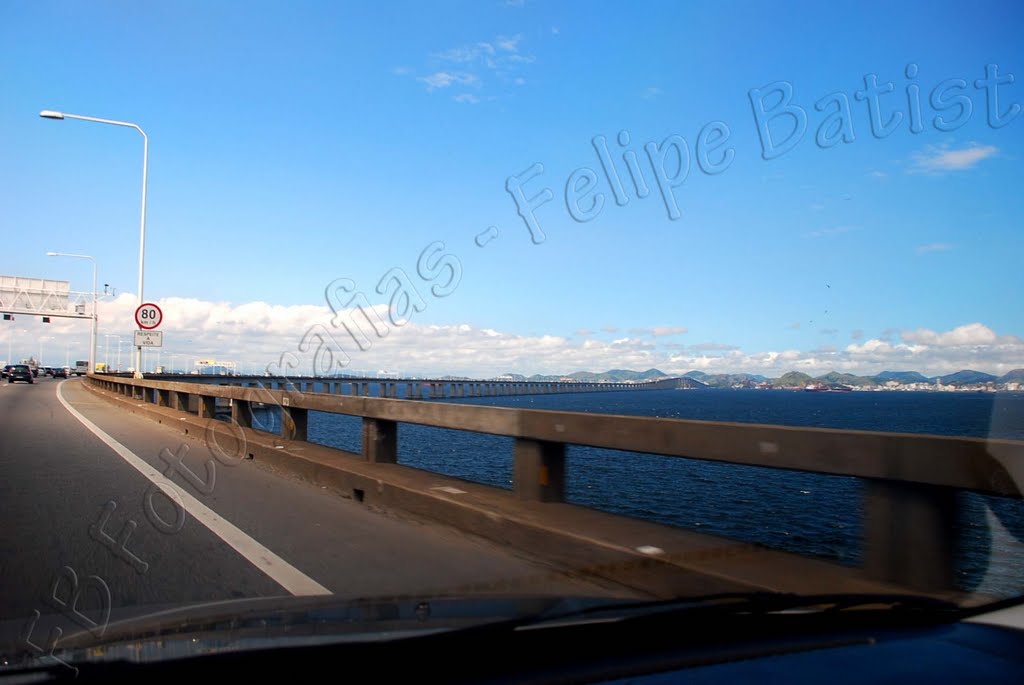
[0,379,288,653]
[60,380,627,600]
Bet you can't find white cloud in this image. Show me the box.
[916,242,953,254]
[805,225,854,238]
[495,35,522,52]
[643,86,662,99]
[418,71,478,90]
[453,93,481,104]
[22,295,1020,380]
[406,33,536,98]
[901,322,1002,347]
[690,342,739,352]
[912,143,998,173]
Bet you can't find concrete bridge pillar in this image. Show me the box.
[362,417,397,464]
[514,438,566,503]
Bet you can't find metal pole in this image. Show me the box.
[38,111,148,378]
[135,131,148,378]
[91,258,97,374]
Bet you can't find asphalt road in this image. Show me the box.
[0,376,624,655]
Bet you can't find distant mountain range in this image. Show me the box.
[499,368,1023,388]
[510,368,669,383]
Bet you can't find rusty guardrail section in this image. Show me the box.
[87,374,1024,593]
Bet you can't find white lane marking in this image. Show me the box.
[56,380,331,597]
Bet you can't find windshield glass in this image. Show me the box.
[1,0,1021,672]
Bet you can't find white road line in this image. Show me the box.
[56,380,331,597]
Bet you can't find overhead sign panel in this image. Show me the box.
[0,275,89,319]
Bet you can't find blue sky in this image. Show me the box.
[1,1,1022,376]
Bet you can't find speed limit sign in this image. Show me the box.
[135,302,163,330]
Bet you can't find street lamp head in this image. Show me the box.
[39,110,65,120]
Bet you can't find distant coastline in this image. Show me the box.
[487,367,1024,393]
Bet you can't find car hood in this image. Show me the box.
[4,593,612,668]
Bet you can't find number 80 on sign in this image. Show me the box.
[135,303,163,330]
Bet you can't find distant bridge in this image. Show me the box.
[118,373,693,399]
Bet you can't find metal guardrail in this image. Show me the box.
[87,374,1024,592]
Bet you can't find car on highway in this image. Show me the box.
[6,364,34,384]
[1,364,12,379]
[51,367,68,379]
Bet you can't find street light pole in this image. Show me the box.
[46,252,97,374]
[40,110,149,379]
[103,334,120,371]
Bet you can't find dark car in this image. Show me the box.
[7,364,34,383]
[52,367,68,378]
[1,364,12,378]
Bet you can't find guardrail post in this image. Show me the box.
[514,438,565,502]
[157,389,170,407]
[198,395,217,419]
[233,399,253,429]
[362,417,397,463]
[864,479,957,591]
[169,391,190,412]
[280,401,308,441]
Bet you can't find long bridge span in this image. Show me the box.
[124,373,693,399]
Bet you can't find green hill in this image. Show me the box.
[874,370,930,384]
[999,369,1024,383]
[936,370,998,385]
[773,371,814,387]
[816,371,876,387]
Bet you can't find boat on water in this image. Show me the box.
[804,384,853,393]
